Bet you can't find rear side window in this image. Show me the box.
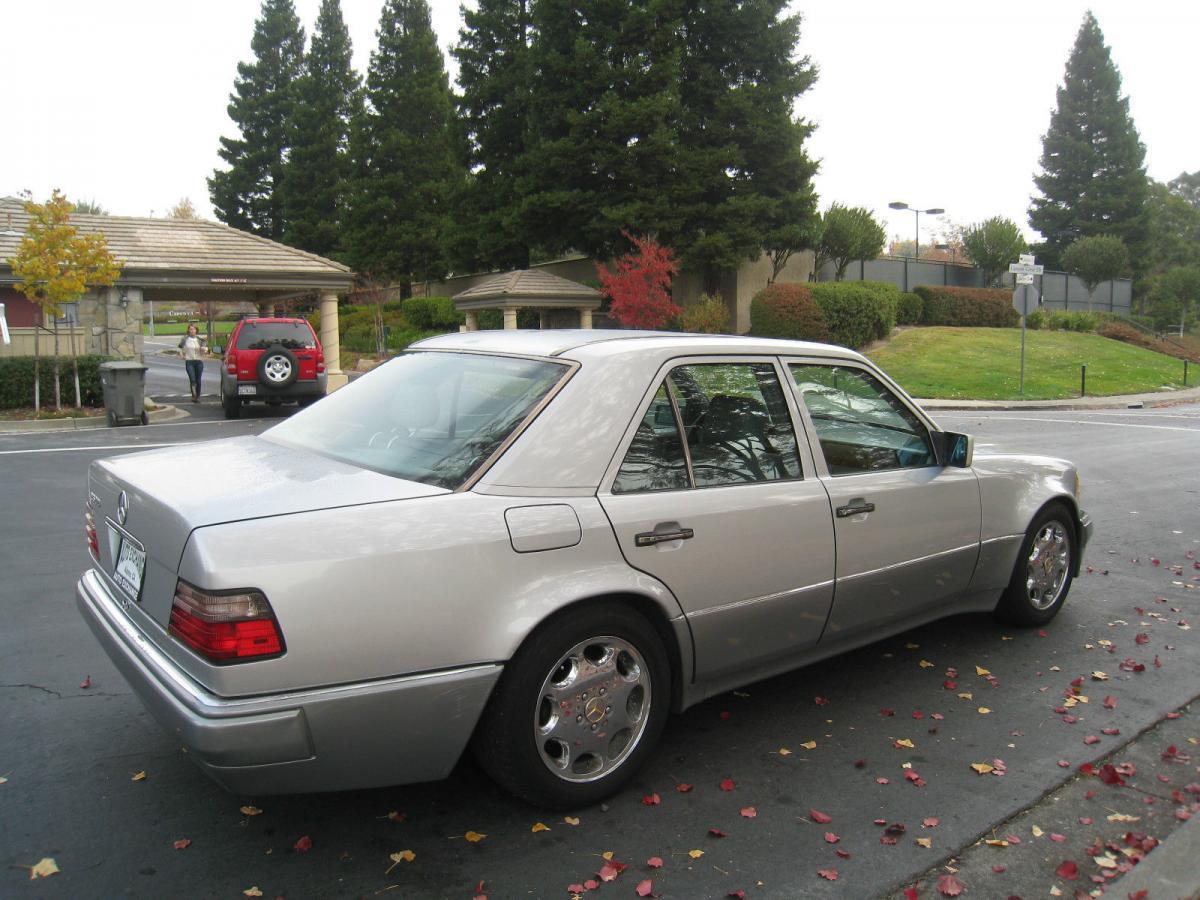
[236,322,316,350]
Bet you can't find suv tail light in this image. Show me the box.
[84,506,99,561]
[316,347,325,374]
[225,350,238,375]
[168,581,284,663]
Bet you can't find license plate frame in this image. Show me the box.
[237,384,257,396]
[113,535,147,602]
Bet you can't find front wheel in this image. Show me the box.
[472,603,670,808]
[995,504,1076,626]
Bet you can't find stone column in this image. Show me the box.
[319,290,348,391]
[503,307,518,330]
[464,311,478,332]
[579,307,593,329]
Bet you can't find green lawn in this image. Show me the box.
[144,321,236,336]
[867,327,1191,400]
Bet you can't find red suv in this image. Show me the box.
[220,317,326,419]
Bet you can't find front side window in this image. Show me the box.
[790,364,935,475]
[265,351,568,489]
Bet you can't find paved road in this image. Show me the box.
[1,406,1197,897]
[142,337,222,403]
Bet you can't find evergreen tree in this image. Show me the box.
[675,0,819,292]
[346,0,458,292]
[1028,12,1148,271]
[282,0,361,259]
[209,0,306,239]
[452,0,535,271]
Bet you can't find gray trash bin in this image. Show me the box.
[99,361,149,427]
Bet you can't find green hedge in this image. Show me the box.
[1025,309,1103,332]
[0,355,112,409]
[897,292,923,326]
[914,285,1019,327]
[749,284,827,342]
[809,281,899,348]
[401,297,463,330]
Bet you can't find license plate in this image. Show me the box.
[113,537,146,601]
[238,384,256,396]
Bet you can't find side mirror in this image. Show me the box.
[936,431,974,468]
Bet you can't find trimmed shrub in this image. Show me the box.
[0,355,112,409]
[914,285,1019,327]
[749,284,827,342]
[897,292,923,326]
[679,294,731,334]
[1097,321,1162,353]
[809,280,899,348]
[402,296,463,330]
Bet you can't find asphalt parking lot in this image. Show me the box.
[1,404,1197,898]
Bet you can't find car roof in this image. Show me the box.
[237,317,311,325]
[414,329,863,362]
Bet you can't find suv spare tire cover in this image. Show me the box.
[258,344,300,389]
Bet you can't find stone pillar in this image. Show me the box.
[538,310,547,329]
[503,307,518,330]
[579,307,593,329]
[319,290,348,392]
[464,311,478,332]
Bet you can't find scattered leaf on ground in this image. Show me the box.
[824,832,839,843]
[719,778,736,791]
[740,807,757,818]
[647,856,663,868]
[916,837,932,848]
[937,873,964,896]
[1055,860,1078,879]
[173,839,191,850]
[817,869,839,881]
[464,831,486,843]
[641,793,661,806]
[241,805,263,817]
[131,771,147,782]
[688,849,704,859]
[970,763,994,775]
[636,879,654,897]
[676,783,693,793]
[810,809,833,824]
[79,675,91,689]
[27,858,59,880]
[293,835,313,853]
[531,822,550,833]
[243,889,263,898]
[801,740,817,750]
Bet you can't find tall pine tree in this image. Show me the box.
[209,0,306,239]
[1028,12,1148,271]
[452,0,535,271]
[346,0,459,292]
[282,0,361,260]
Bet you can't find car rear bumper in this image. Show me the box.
[76,568,501,794]
[222,373,327,400]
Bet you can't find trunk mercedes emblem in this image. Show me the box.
[117,491,129,526]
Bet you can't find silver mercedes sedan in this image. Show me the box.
[78,330,1092,807]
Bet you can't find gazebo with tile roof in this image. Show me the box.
[453,269,603,331]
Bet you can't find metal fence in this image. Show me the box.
[816,257,1132,315]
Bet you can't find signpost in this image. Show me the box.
[1009,257,1044,396]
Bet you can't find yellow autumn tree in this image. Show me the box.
[8,191,122,412]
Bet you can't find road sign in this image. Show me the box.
[1008,262,1044,276]
[1015,273,1035,285]
[1012,285,1039,316]
[1019,253,1036,266]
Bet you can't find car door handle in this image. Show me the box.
[836,500,876,518]
[635,528,695,547]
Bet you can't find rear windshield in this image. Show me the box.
[236,321,316,350]
[264,351,569,489]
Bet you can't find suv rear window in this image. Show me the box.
[235,321,316,350]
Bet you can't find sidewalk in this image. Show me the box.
[917,384,1200,411]
[0,403,186,434]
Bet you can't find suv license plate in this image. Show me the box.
[113,538,146,601]
[238,384,256,396]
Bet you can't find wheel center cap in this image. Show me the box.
[584,696,606,724]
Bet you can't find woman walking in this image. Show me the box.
[179,323,206,403]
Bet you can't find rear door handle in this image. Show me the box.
[635,527,695,547]
[836,500,875,518]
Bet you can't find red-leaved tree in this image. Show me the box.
[596,232,680,329]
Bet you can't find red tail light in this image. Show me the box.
[226,350,238,374]
[168,581,284,663]
[85,506,99,561]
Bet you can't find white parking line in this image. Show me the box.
[0,442,193,455]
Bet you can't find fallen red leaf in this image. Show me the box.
[719,778,736,792]
[824,832,839,843]
[740,807,757,819]
[885,822,906,835]
[647,856,663,869]
[923,817,939,827]
[903,887,919,900]
[1084,735,1101,745]
[943,680,958,690]
[1101,727,1121,736]
[992,864,1005,873]
[937,873,964,896]
[676,783,693,793]
[172,838,191,850]
[880,708,895,717]
[79,675,91,689]
[597,860,625,882]
[641,793,661,806]
[1058,760,1071,767]
[1049,833,1066,843]
[727,892,746,899]
[835,848,851,859]
[881,835,897,845]
[912,710,924,719]
[293,836,312,853]
[814,696,830,706]
[1097,764,1126,786]
[809,809,832,824]
[708,827,727,838]
[636,879,654,897]
[584,880,599,890]
[1103,695,1117,709]
[817,869,838,881]
[719,710,732,720]
[1135,633,1150,645]
[1056,860,1079,879]
[568,884,585,893]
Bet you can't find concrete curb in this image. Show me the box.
[917,385,1200,412]
[0,403,186,434]
[1108,806,1200,899]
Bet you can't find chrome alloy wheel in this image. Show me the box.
[1025,521,1071,610]
[263,354,293,384]
[534,636,651,782]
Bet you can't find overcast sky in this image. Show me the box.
[4,0,1197,254]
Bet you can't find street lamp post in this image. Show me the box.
[888,202,944,261]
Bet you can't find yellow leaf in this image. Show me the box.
[243,889,263,898]
[1106,813,1140,823]
[1049,886,1062,897]
[390,850,415,863]
[1095,857,1117,869]
[564,816,580,825]
[531,822,550,833]
[1063,697,1078,708]
[977,707,992,715]
[778,747,792,756]
[688,849,704,859]
[984,839,1009,848]
[240,806,263,817]
[29,858,59,879]
[1001,635,1013,641]
[1076,695,1088,703]
[916,838,932,848]
[131,771,147,782]
[1097,639,1113,647]
[800,740,817,750]
[602,851,614,860]
[1091,671,1109,681]
[1031,825,1044,837]
[970,763,994,775]
[895,738,914,748]
[901,762,913,769]
[1050,665,1061,672]
[905,642,920,649]
[957,692,973,700]
[919,659,935,668]
[975,666,990,676]
[464,831,486,843]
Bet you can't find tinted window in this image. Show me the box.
[265,352,568,489]
[670,364,802,487]
[790,364,936,475]
[236,321,316,350]
[612,385,690,494]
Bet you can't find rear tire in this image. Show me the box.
[222,385,241,420]
[994,504,1076,626]
[472,602,670,809]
